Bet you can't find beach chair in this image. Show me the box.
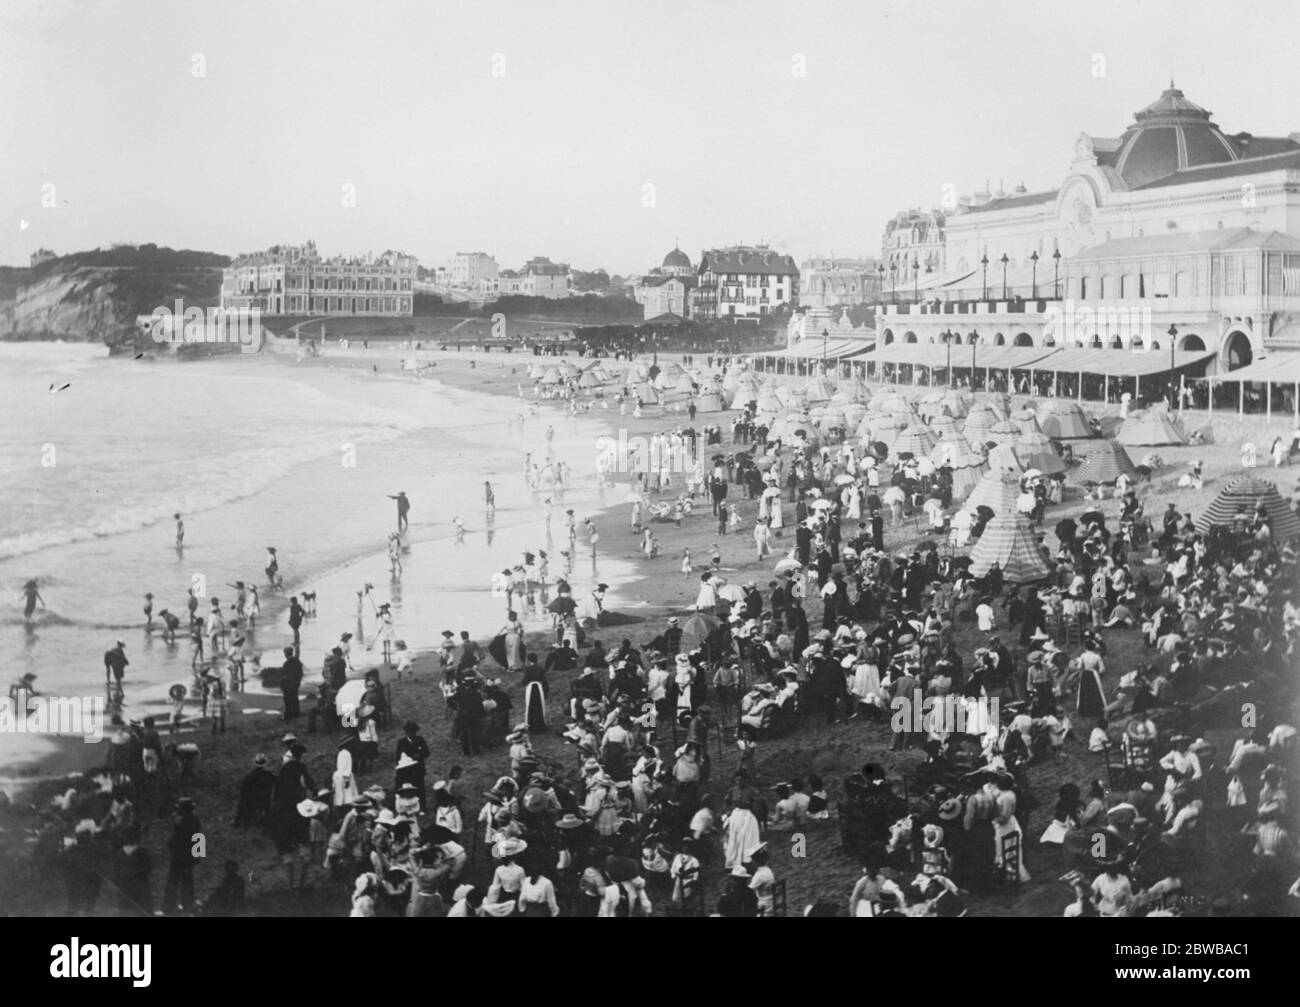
[770,879,788,917]
[999,832,1022,886]
[1101,742,1128,790]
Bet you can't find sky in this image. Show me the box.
[2,0,1298,275]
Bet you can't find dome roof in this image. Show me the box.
[1113,85,1239,188]
[662,246,691,270]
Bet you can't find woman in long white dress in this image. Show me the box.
[723,802,763,869]
[849,648,883,711]
[499,612,526,672]
[694,574,717,612]
[769,496,784,532]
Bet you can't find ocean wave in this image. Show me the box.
[0,422,415,562]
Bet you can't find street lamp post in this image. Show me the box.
[877,262,885,300]
[1167,323,1178,410]
[1000,253,1009,300]
[970,330,980,390]
[890,263,897,302]
[1030,250,1039,300]
[1052,248,1061,299]
[980,253,989,300]
[912,255,920,302]
[822,327,829,371]
[942,329,955,388]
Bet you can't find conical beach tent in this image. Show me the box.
[986,443,1024,475]
[962,403,1000,445]
[1040,401,1093,439]
[940,389,971,419]
[965,470,1022,515]
[804,375,834,403]
[893,424,938,458]
[636,382,661,405]
[694,390,725,413]
[928,414,962,439]
[1195,477,1300,539]
[968,514,1051,582]
[871,413,911,449]
[1074,441,1137,485]
[1013,425,1067,476]
[987,419,1021,446]
[1116,406,1186,446]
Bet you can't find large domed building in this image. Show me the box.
[660,245,693,277]
[632,244,697,321]
[873,83,1300,393]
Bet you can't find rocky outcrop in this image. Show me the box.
[5,259,225,354]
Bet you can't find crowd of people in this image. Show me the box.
[5,357,1298,919]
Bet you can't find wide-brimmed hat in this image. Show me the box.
[252,753,268,767]
[555,812,585,830]
[938,797,962,821]
[376,809,399,827]
[395,753,419,770]
[396,782,419,796]
[297,799,327,818]
[493,837,528,859]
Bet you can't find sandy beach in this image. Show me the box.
[5,341,1297,918]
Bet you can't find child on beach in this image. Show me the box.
[143,593,154,630]
[175,513,184,549]
[207,677,228,734]
[710,543,722,570]
[246,585,260,628]
[189,621,205,670]
[681,548,692,578]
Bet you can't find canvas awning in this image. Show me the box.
[768,337,875,360]
[1211,353,1300,384]
[866,343,1057,370]
[1028,347,1215,376]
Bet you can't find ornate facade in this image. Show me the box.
[876,85,1300,372]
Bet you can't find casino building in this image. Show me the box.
[870,84,1300,400]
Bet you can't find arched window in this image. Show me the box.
[1178,333,1205,352]
[994,333,1006,345]
[1013,332,1034,347]
[904,331,918,343]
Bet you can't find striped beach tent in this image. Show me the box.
[1074,440,1137,485]
[835,376,872,404]
[928,414,963,439]
[1116,406,1186,446]
[987,419,1022,446]
[968,514,1051,583]
[940,389,972,419]
[1040,401,1093,439]
[962,403,1000,445]
[693,390,726,413]
[965,470,1022,515]
[871,412,911,449]
[804,375,835,403]
[893,424,938,458]
[1013,423,1067,476]
[868,390,911,414]
[1195,477,1300,539]
[986,443,1024,475]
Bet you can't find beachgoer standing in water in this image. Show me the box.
[175,513,185,549]
[288,596,305,650]
[484,481,496,513]
[143,593,154,630]
[388,533,403,579]
[21,580,45,621]
[265,547,281,590]
[104,640,129,686]
[388,491,411,532]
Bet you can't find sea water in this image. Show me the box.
[0,343,635,771]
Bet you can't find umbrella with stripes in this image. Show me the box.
[1195,477,1300,539]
